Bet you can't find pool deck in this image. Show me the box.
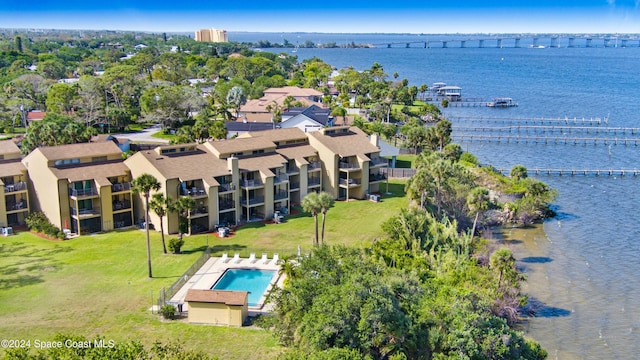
[169,254,284,315]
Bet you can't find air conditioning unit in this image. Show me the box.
[369,194,380,202]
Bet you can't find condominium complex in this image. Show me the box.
[194,28,228,43]
[0,140,30,227]
[11,127,387,235]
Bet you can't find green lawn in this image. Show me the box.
[0,180,406,359]
[151,130,177,141]
[394,154,418,168]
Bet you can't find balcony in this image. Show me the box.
[369,157,388,167]
[339,178,361,187]
[4,182,27,193]
[69,188,98,198]
[241,179,263,189]
[219,198,236,211]
[240,196,265,206]
[290,182,300,190]
[182,187,207,198]
[286,165,300,175]
[112,200,132,211]
[273,174,289,184]
[339,162,360,171]
[6,201,27,212]
[218,183,235,193]
[308,178,321,186]
[369,172,388,182]
[189,206,208,218]
[71,207,101,217]
[308,161,322,171]
[274,191,288,201]
[111,182,131,193]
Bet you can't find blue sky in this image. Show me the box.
[1,0,639,33]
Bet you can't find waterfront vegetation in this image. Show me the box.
[0,30,554,359]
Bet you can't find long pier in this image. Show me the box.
[453,125,640,135]
[496,168,640,177]
[452,134,640,146]
[448,115,607,126]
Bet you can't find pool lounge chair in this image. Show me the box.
[220,253,229,263]
[248,253,256,263]
[260,253,268,264]
[271,253,279,265]
[232,253,241,264]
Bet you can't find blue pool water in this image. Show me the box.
[211,269,277,306]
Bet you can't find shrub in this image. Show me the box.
[160,304,176,320]
[168,237,184,254]
[460,152,478,165]
[25,212,65,239]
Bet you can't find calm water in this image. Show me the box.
[252,35,640,359]
[212,269,276,306]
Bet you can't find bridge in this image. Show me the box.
[453,125,640,135]
[448,115,607,126]
[371,36,640,49]
[452,134,640,146]
[495,168,640,177]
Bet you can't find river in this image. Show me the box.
[232,32,640,359]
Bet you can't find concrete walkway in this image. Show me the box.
[115,124,169,144]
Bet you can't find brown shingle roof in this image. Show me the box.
[0,140,20,156]
[185,289,247,306]
[276,145,317,161]
[243,128,307,143]
[0,160,26,178]
[263,86,323,97]
[37,142,122,161]
[135,145,229,181]
[238,153,287,172]
[50,161,129,185]
[307,126,380,157]
[205,137,276,157]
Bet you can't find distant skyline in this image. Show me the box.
[2,1,640,34]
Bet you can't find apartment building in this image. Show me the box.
[22,142,134,234]
[307,126,388,200]
[194,28,228,43]
[0,140,29,227]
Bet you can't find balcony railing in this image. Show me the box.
[370,157,388,166]
[111,182,131,193]
[4,182,26,193]
[71,207,101,216]
[190,206,208,216]
[290,182,300,190]
[274,191,288,200]
[241,179,263,188]
[112,200,132,211]
[369,172,388,182]
[182,187,206,197]
[308,161,321,170]
[273,174,289,184]
[286,165,300,174]
[339,178,361,186]
[218,183,235,192]
[69,188,98,197]
[219,198,235,210]
[240,196,265,205]
[339,162,360,169]
[6,201,27,211]
[308,178,321,186]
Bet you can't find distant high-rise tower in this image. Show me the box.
[195,28,228,43]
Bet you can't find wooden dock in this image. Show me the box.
[452,134,640,146]
[496,168,640,177]
[453,125,640,135]
[448,115,607,126]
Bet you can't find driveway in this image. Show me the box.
[115,124,169,144]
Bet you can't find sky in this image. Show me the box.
[1,0,639,34]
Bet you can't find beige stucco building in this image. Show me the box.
[0,140,30,227]
[22,142,134,234]
[185,289,248,326]
[194,28,228,43]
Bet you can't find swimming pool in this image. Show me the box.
[211,269,277,307]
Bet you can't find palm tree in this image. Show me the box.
[467,187,490,239]
[317,192,335,245]
[132,174,161,278]
[149,193,172,254]
[174,196,196,235]
[266,101,282,129]
[490,247,517,289]
[301,192,321,246]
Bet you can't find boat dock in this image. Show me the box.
[495,168,640,177]
[453,125,640,135]
[448,115,607,126]
[452,134,640,146]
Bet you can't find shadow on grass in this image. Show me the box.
[380,182,407,199]
[180,245,209,254]
[0,242,68,290]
